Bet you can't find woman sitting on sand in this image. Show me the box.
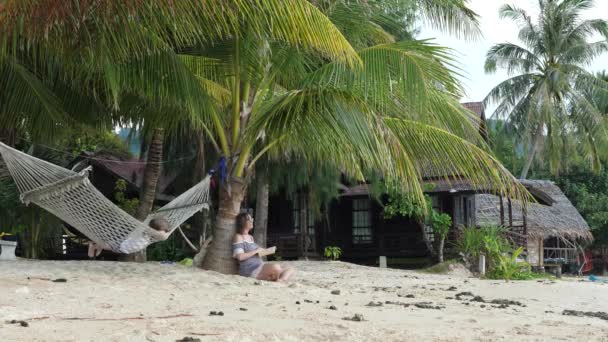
[233,213,294,282]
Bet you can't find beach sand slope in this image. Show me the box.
[1,260,607,341]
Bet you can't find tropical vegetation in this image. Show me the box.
[484,0,608,179]
[457,225,534,280]
[0,0,527,273]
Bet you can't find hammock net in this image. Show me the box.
[0,142,210,253]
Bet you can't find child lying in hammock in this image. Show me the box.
[88,217,171,257]
[119,217,171,253]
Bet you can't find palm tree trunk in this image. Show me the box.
[191,133,211,265]
[520,135,540,179]
[438,237,445,263]
[253,168,269,248]
[201,176,246,274]
[192,133,207,240]
[122,128,164,263]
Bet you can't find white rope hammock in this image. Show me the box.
[0,142,210,254]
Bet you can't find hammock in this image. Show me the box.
[0,142,210,254]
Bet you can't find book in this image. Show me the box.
[257,246,277,257]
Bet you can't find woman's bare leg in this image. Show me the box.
[278,266,294,282]
[256,263,282,281]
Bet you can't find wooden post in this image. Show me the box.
[507,198,513,227]
[499,195,505,226]
[378,202,385,256]
[0,240,17,261]
[522,202,527,237]
[539,239,544,267]
[379,256,387,268]
[299,191,308,260]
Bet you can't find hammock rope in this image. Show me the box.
[0,142,211,254]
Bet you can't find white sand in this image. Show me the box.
[1,259,607,342]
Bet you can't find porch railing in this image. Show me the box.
[267,232,317,259]
[544,247,579,264]
[505,225,527,249]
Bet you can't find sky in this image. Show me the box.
[418,0,608,113]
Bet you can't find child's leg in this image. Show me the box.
[88,242,96,258]
[94,244,103,257]
[88,242,103,258]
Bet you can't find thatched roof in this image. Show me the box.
[339,178,493,197]
[462,101,488,140]
[423,178,494,194]
[475,180,592,241]
[70,151,178,201]
[339,183,369,197]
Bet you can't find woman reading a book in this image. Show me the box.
[232,213,295,282]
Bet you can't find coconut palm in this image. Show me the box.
[249,0,482,252]
[485,0,608,178]
[188,5,526,274]
[0,1,526,272]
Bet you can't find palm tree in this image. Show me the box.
[485,0,608,178]
[249,0,483,255]
[1,1,526,273]
[192,3,526,274]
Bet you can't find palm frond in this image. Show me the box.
[0,57,68,141]
[416,0,481,40]
[485,43,541,74]
[0,0,361,66]
[246,86,526,207]
[384,117,528,201]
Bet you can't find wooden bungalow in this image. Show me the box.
[266,177,500,265]
[264,103,589,271]
[475,180,593,272]
[320,180,483,264]
[265,101,500,265]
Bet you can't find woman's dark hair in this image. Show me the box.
[235,213,250,233]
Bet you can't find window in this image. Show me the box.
[352,198,372,244]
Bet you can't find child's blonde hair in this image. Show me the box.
[149,218,170,232]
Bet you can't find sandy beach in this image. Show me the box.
[1,259,607,342]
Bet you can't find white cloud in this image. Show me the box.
[418,0,608,111]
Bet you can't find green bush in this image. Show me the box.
[324,246,342,261]
[458,226,556,280]
[457,226,540,280]
[457,225,511,268]
[114,179,139,215]
[485,246,530,280]
[431,211,452,263]
[147,234,188,262]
